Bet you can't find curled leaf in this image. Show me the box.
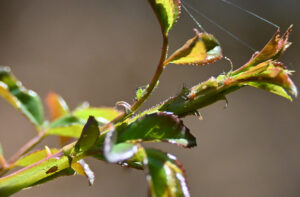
[145,149,190,197]
[233,61,297,100]
[148,0,181,35]
[116,112,196,148]
[104,125,138,163]
[71,160,95,186]
[164,29,222,66]
[120,146,146,170]
[235,25,293,74]
[0,66,44,127]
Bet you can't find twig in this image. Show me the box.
[0,130,46,177]
[8,130,46,164]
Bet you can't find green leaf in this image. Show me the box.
[73,106,120,124]
[46,105,120,138]
[164,29,222,66]
[117,112,196,148]
[46,115,84,138]
[46,124,84,138]
[148,0,181,35]
[0,67,44,127]
[71,159,95,186]
[145,149,190,197]
[74,116,99,153]
[247,82,292,101]
[104,125,138,163]
[14,148,58,167]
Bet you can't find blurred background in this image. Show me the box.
[0,0,299,196]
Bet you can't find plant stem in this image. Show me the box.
[0,131,46,177]
[8,130,46,164]
[104,35,169,128]
[132,35,169,111]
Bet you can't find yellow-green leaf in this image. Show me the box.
[148,0,181,35]
[247,82,293,101]
[0,155,70,196]
[0,67,44,126]
[46,124,84,138]
[73,106,120,124]
[46,115,84,138]
[14,149,58,167]
[164,29,222,66]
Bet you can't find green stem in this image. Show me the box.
[0,140,91,197]
[0,151,67,197]
[0,77,251,196]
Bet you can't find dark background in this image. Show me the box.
[0,0,299,196]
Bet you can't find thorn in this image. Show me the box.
[115,101,132,114]
[45,146,52,157]
[222,96,229,109]
[224,56,234,71]
[193,110,203,120]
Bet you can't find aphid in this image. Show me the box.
[46,166,58,174]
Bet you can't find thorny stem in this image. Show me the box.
[103,34,169,129]
[1,2,170,176]
[9,130,46,164]
[132,35,168,111]
[101,1,170,127]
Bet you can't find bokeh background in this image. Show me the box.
[0,0,299,196]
